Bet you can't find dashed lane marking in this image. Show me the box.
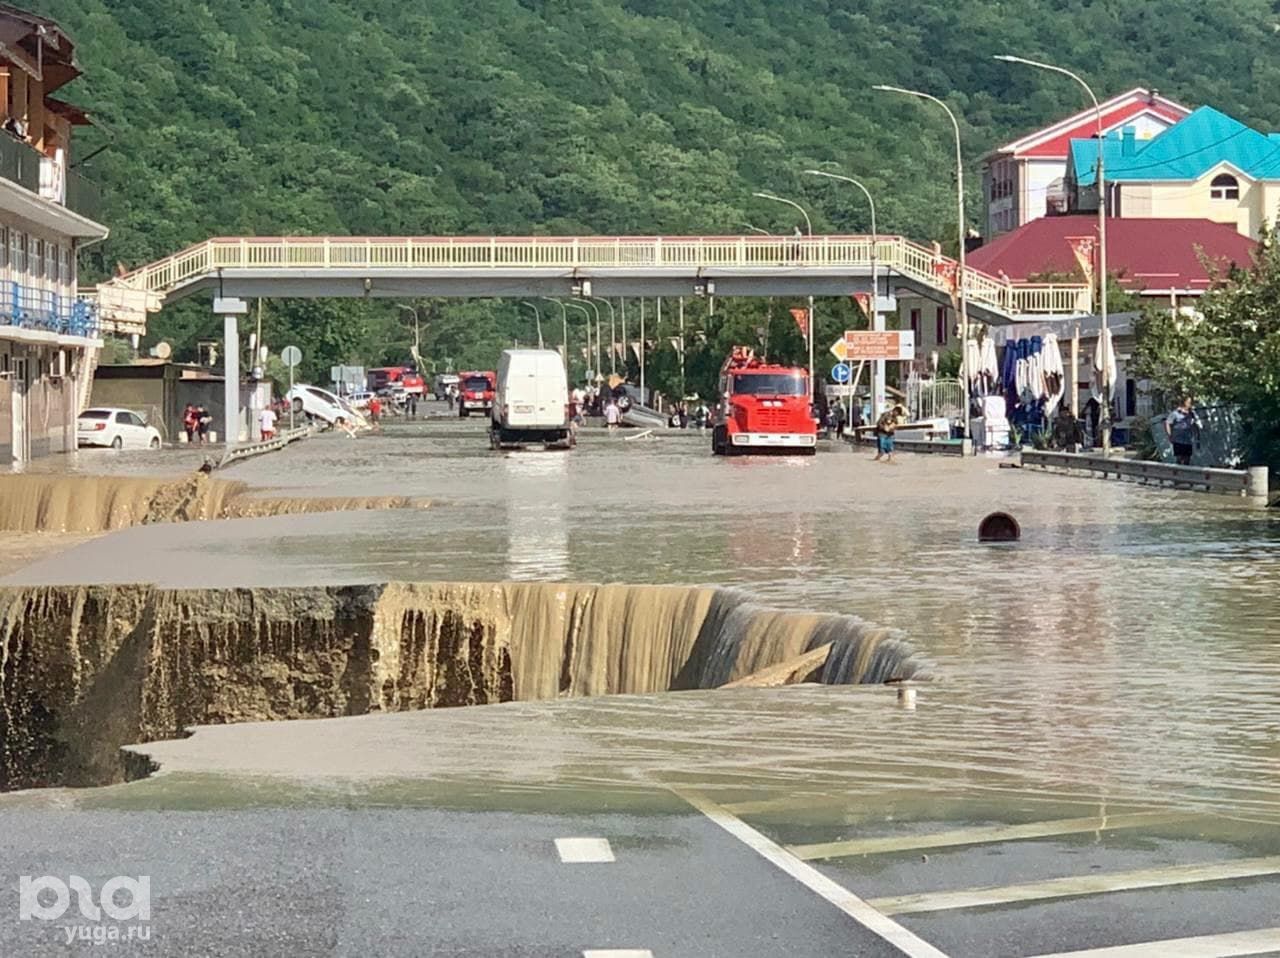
[582,951,655,958]
[555,837,616,864]
[870,855,1280,915]
[674,789,949,958]
[1025,925,1280,957]
[789,811,1190,861]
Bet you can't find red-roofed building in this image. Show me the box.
[983,88,1190,237]
[967,216,1256,300]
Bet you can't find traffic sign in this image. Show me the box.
[281,345,302,368]
[843,330,916,361]
[829,337,849,362]
[830,363,851,384]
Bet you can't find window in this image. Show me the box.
[0,227,7,270]
[1210,173,1239,200]
[31,238,42,279]
[910,308,921,340]
[935,307,948,345]
[115,411,132,425]
[731,373,806,396]
[11,230,23,274]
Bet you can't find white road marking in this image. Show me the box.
[789,811,1189,861]
[1026,925,1280,957]
[871,855,1280,915]
[555,837,616,864]
[674,789,949,958]
[583,951,655,958]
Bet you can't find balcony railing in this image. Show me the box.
[63,166,102,222]
[0,133,41,193]
[0,281,99,337]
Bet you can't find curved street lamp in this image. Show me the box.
[873,84,970,441]
[995,54,1111,452]
[519,300,544,349]
[752,191,815,389]
[590,297,617,374]
[804,170,884,419]
[540,298,569,371]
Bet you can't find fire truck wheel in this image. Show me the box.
[459,406,469,418]
[712,425,727,455]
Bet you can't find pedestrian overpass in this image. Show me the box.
[91,233,1092,335]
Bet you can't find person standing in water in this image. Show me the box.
[1164,396,1201,466]
[873,404,902,463]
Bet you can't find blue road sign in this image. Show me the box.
[830,363,851,384]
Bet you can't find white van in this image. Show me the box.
[491,349,573,449]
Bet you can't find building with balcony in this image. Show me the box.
[1067,106,1280,240]
[982,88,1190,238]
[0,3,108,463]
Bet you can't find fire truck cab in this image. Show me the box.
[458,370,497,417]
[711,346,817,456]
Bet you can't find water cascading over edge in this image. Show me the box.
[0,581,925,791]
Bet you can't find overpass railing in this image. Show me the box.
[106,235,1091,318]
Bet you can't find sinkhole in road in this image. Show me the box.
[0,581,925,791]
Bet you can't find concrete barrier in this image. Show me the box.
[1020,450,1269,500]
[846,433,971,457]
[218,425,313,468]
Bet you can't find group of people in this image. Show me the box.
[666,401,711,429]
[181,404,214,444]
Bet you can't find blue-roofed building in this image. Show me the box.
[1066,106,1280,239]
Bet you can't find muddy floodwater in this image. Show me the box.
[4,414,1279,825]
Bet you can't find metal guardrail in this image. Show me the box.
[1020,450,1269,499]
[104,235,1091,319]
[845,432,971,456]
[218,424,313,468]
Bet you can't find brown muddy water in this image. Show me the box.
[2,416,1278,825]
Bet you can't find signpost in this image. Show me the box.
[281,345,302,430]
[843,330,916,361]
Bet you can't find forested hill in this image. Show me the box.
[33,0,1280,272]
[24,0,1280,382]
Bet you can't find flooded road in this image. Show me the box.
[4,409,1279,956]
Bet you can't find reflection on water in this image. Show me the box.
[502,451,569,580]
[7,418,1280,822]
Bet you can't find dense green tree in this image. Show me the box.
[1131,228,1280,470]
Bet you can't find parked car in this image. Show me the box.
[77,407,162,450]
[345,390,374,410]
[286,384,369,429]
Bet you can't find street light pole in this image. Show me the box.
[575,298,602,379]
[566,301,592,385]
[753,191,815,393]
[873,85,970,442]
[804,169,882,420]
[590,297,616,375]
[995,54,1110,453]
[520,300,544,348]
[541,298,569,372]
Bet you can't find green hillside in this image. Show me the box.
[30,0,1280,389]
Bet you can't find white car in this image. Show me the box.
[77,407,163,450]
[286,384,369,429]
[344,391,374,410]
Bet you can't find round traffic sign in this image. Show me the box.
[281,345,302,368]
[830,363,851,384]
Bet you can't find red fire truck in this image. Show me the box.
[711,347,817,455]
[457,370,497,417]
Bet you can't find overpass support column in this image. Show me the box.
[215,297,249,447]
